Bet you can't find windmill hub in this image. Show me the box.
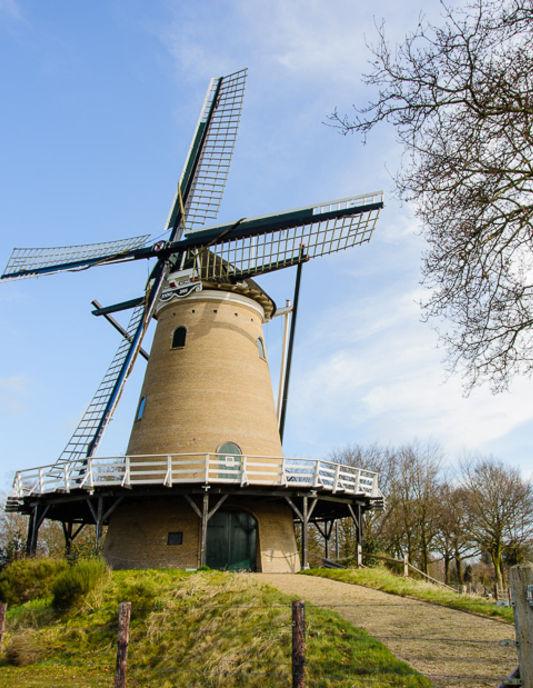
[3,68,385,572]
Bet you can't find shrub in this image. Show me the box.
[52,558,109,611]
[0,557,68,605]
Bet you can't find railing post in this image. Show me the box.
[280,459,288,486]
[87,458,94,489]
[165,455,172,487]
[332,464,340,493]
[38,468,44,494]
[122,456,131,488]
[354,468,361,493]
[14,472,21,498]
[204,454,210,483]
[292,600,306,688]
[313,460,321,487]
[240,455,248,486]
[63,465,70,493]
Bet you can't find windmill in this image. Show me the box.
[3,69,384,572]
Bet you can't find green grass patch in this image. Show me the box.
[303,566,514,623]
[0,569,430,687]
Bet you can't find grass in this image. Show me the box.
[0,568,431,687]
[303,566,514,623]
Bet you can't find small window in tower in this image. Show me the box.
[172,326,187,349]
[135,396,146,421]
[257,337,266,359]
[167,531,183,545]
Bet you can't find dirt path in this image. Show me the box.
[256,573,516,688]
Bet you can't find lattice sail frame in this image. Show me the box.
[51,305,146,469]
[2,235,150,281]
[166,68,247,234]
[186,192,383,281]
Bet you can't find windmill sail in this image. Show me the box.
[51,304,147,468]
[45,70,248,469]
[181,192,383,281]
[1,235,150,281]
[166,68,247,236]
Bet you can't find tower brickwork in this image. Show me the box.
[105,288,299,572]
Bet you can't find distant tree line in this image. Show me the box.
[327,443,533,590]
[0,506,98,567]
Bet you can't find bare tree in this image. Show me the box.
[333,442,443,573]
[332,0,533,391]
[460,457,533,588]
[0,498,100,566]
[433,483,477,584]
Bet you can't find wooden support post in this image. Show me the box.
[292,600,305,688]
[25,507,36,556]
[301,496,309,570]
[62,522,73,557]
[114,601,131,688]
[334,520,339,560]
[0,602,6,650]
[348,503,363,567]
[95,496,104,550]
[200,493,209,567]
[403,553,409,578]
[323,520,334,560]
[510,562,533,688]
[356,503,363,568]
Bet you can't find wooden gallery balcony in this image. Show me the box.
[10,453,382,501]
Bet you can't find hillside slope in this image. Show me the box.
[0,566,429,688]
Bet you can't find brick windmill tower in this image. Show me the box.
[4,69,384,572]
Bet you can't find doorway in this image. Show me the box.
[206,510,257,571]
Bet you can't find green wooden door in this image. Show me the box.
[206,510,257,571]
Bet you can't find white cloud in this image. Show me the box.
[158,0,445,89]
[0,375,29,414]
[291,286,533,458]
[0,0,22,21]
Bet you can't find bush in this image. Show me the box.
[0,557,68,605]
[52,558,109,611]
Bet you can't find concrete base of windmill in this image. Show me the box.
[103,496,300,573]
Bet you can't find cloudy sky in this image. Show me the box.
[0,0,531,490]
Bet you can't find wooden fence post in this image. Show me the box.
[0,602,6,649]
[403,554,409,578]
[509,563,533,688]
[115,601,131,688]
[292,600,305,688]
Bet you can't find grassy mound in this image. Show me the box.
[0,569,430,687]
[303,566,514,623]
[0,558,68,606]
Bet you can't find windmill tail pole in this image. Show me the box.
[279,245,305,443]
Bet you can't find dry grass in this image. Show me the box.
[0,568,430,687]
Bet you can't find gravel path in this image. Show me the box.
[256,573,516,688]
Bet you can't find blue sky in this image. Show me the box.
[0,0,531,490]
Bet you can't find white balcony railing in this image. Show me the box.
[10,453,382,500]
